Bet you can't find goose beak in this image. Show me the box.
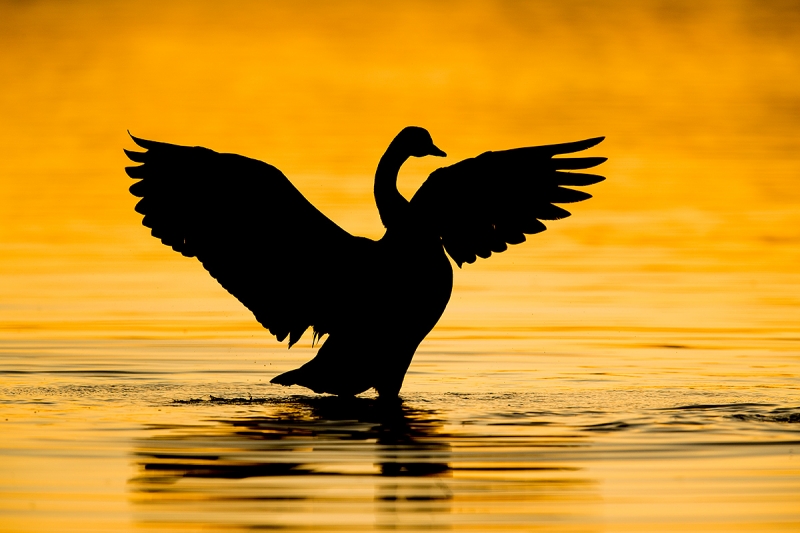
[430,144,447,157]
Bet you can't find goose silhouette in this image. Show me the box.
[125,127,605,398]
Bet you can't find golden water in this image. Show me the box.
[1,1,799,531]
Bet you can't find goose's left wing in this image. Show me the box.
[124,134,370,346]
[409,137,606,267]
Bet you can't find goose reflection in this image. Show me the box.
[131,396,598,530]
[132,397,452,502]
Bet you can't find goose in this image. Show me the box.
[125,127,605,398]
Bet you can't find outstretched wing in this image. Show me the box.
[409,137,606,267]
[124,135,369,346]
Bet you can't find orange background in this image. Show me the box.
[1,0,799,333]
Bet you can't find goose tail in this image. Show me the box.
[270,361,370,397]
[270,364,332,394]
[270,336,374,396]
[270,367,308,387]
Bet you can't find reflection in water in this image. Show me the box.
[135,397,451,480]
[131,397,594,531]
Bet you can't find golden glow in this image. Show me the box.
[1,1,799,532]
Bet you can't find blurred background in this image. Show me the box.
[1,0,799,341]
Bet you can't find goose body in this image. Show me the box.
[278,222,453,397]
[125,127,605,398]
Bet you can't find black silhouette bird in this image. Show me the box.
[125,127,605,398]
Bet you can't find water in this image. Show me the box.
[2,1,800,531]
[4,367,800,532]
[2,271,799,531]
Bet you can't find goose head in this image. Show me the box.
[391,126,447,158]
[374,127,446,228]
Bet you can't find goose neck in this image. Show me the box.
[374,146,410,228]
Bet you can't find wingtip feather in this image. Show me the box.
[555,172,606,186]
[582,136,605,148]
[546,136,606,155]
[124,165,146,178]
[128,131,158,150]
[124,148,147,163]
[552,156,607,170]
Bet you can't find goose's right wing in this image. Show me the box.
[410,137,606,267]
[125,135,369,346]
